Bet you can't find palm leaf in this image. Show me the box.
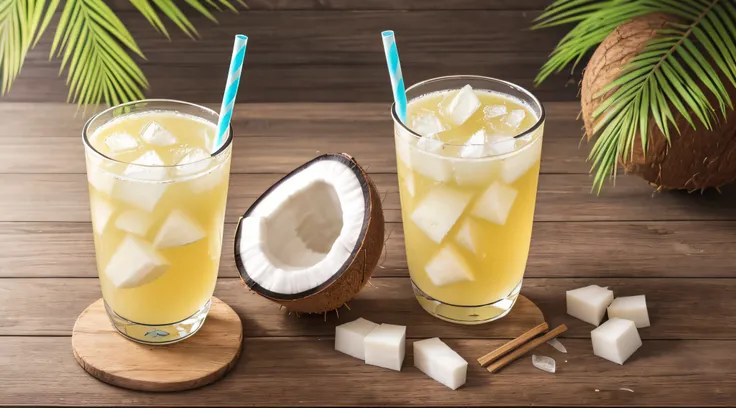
[0,0,58,94]
[535,0,736,192]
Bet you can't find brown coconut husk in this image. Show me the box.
[581,13,736,190]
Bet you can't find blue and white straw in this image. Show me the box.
[381,30,408,123]
[213,34,248,152]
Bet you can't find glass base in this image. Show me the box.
[412,280,522,325]
[104,299,211,345]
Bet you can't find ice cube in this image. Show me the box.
[487,134,517,156]
[410,137,452,182]
[113,180,168,213]
[176,148,211,176]
[103,132,139,153]
[452,157,498,186]
[402,171,416,197]
[411,186,472,243]
[105,235,169,288]
[416,133,443,153]
[411,110,445,137]
[459,129,487,158]
[189,163,227,194]
[114,209,153,236]
[395,134,413,166]
[471,182,518,226]
[413,337,468,390]
[503,109,526,130]
[483,105,507,119]
[425,244,474,287]
[124,150,169,181]
[90,195,114,235]
[87,166,116,196]
[532,355,556,374]
[141,121,177,146]
[154,209,206,249]
[501,134,542,184]
[455,219,480,255]
[443,85,481,126]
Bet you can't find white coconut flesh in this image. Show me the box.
[236,157,368,298]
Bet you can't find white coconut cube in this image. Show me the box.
[591,318,642,365]
[364,323,406,371]
[410,136,453,183]
[443,84,481,126]
[458,129,487,158]
[413,338,468,390]
[566,284,614,326]
[425,244,474,287]
[410,186,472,243]
[154,209,206,249]
[334,318,379,361]
[501,131,542,184]
[608,295,650,328]
[106,235,169,289]
[113,180,168,213]
[115,209,153,236]
[471,181,518,226]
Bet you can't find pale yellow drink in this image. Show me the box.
[83,101,232,343]
[393,79,544,324]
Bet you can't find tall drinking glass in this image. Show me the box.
[392,76,545,324]
[82,100,233,343]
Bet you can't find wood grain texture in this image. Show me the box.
[107,0,555,11]
[0,103,586,175]
[3,221,736,279]
[2,277,734,340]
[6,10,576,103]
[2,173,736,224]
[72,297,242,392]
[1,336,734,406]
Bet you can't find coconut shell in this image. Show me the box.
[581,13,736,190]
[235,153,385,314]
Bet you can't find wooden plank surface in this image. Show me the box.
[1,99,735,406]
[1,278,734,340]
[2,173,736,224]
[3,221,736,279]
[1,103,586,175]
[1,337,734,406]
[7,9,577,104]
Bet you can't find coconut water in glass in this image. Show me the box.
[83,100,232,344]
[392,76,544,324]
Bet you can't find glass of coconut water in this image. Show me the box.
[82,100,233,343]
[392,76,545,324]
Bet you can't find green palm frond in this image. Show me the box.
[0,0,58,94]
[0,0,246,106]
[535,0,736,192]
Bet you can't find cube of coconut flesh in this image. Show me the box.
[106,235,169,289]
[591,318,642,365]
[364,323,406,371]
[413,338,468,390]
[471,181,518,226]
[335,318,379,361]
[425,244,474,287]
[566,284,614,326]
[608,295,650,328]
[234,154,384,314]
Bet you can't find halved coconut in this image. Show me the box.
[234,153,384,313]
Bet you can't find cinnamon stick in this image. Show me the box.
[486,324,568,373]
[477,322,549,367]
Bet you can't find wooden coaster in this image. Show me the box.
[72,297,243,392]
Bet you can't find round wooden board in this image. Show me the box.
[72,297,243,392]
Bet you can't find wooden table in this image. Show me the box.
[1,102,735,406]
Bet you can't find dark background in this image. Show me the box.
[6,0,577,104]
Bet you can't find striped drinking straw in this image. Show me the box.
[213,34,249,152]
[381,30,408,123]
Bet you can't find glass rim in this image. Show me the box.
[390,75,546,148]
[82,98,234,168]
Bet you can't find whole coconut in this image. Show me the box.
[581,13,736,190]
